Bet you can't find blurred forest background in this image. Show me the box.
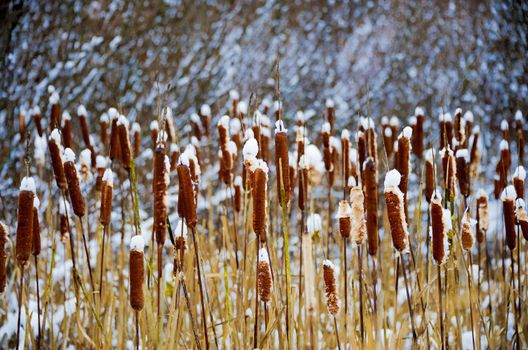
[1,0,527,194]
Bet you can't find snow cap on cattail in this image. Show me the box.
[384,169,409,253]
[502,185,517,250]
[243,137,259,160]
[322,259,339,315]
[129,235,145,311]
[257,248,272,302]
[513,166,526,199]
[306,213,322,236]
[461,210,476,251]
[501,119,509,131]
[16,177,36,265]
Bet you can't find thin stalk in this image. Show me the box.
[191,226,210,349]
[343,238,347,350]
[253,242,260,349]
[516,226,521,350]
[467,253,476,350]
[511,249,520,350]
[438,265,445,350]
[79,216,96,302]
[16,265,25,350]
[298,208,304,348]
[34,255,41,350]
[333,315,341,350]
[99,224,108,302]
[135,310,139,350]
[358,245,364,344]
[400,255,417,342]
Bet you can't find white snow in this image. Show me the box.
[401,126,413,139]
[500,139,509,150]
[33,196,40,208]
[32,106,41,115]
[49,92,60,104]
[325,98,334,108]
[384,128,392,137]
[390,116,399,126]
[336,200,351,218]
[79,149,91,166]
[514,166,526,180]
[414,107,424,116]
[321,122,331,133]
[322,259,335,269]
[341,129,350,140]
[200,104,211,116]
[515,110,523,121]
[501,185,517,201]
[228,141,237,155]
[306,213,322,235]
[455,107,462,115]
[175,219,188,239]
[20,177,36,193]
[243,138,259,159]
[117,114,129,128]
[131,122,141,133]
[238,101,248,114]
[102,169,113,185]
[384,169,401,188]
[63,148,76,163]
[464,110,474,122]
[230,118,241,133]
[234,175,243,187]
[130,235,145,252]
[77,105,87,117]
[96,155,106,168]
[347,176,357,187]
[150,120,159,130]
[62,111,71,121]
[254,159,269,173]
[455,149,469,160]
[258,248,270,263]
[516,198,525,209]
[501,120,509,130]
[295,111,304,122]
[178,153,190,167]
[275,120,287,134]
[409,116,417,125]
[218,115,230,129]
[381,116,389,125]
[425,148,434,161]
[100,112,109,123]
[108,107,118,120]
[229,89,239,100]
[50,128,61,144]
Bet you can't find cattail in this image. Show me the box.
[440,147,457,200]
[469,125,481,178]
[500,139,511,174]
[476,190,489,244]
[108,108,121,161]
[252,161,269,242]
[100,112,110,148]
[163,107,176,143]
[63,148,85,217]
[174,219,188,252]
[168,144,178,172]
[389,116,399,145]
[61,111,73,148]
[32,197,41,257]
[298,156,309,211]
[218,115,231,165]
[95,155,106,191]
[515,199,528,241]
[349,182,367,245]
[229,89,239,114]
[342,130,350,184]
[117,115,132,170]
[455,149,470,197]
[362,158,378,254]
[337,200,351,239]
[513,166,525,199]
[383,126,393,157]
[230,117,242,151]
[200,104,211,138]
[77,105,92,148]
[33,107,43,137]
[357,131,367,183]
[425,149,435,203]
[59,200,70,242]
[502,185,517,250]
[131,122,141,158]
[0,221,7,293]
[323,260,339,315]
[150,120,159,146]
[515,110,525,162]
[100,169,114,226]
[501,119,510,141]
[153,144,170,245]
[261,129,271,164]
[49,91,61,130]
[453,108,465,145]
[396,127,412,220]
[494,175,502,200]
[413,107,425,158]
[322,122,331,148]
[16,177,36,265]
[326,99,335,132]
[430,194,451,264]
[461,210,475,251]
[234,176,242,212]
[79,149,92,181]
[275,120,290,205]
[129,235,145,311]
[243,137,259,190]
[463,111,474,148]
[439,112,453,150]
[48,129,68,190]
[177,155,197,228]
[257,248,273,302]
[384,169,409,252]
[364,119,378,163]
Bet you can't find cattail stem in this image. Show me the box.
[467,252,476,350]
[34,255,41,349]
[516,226,521,350]
[333,315,341,350]
[253,243,260,349]
[400,255,417,342]
[437,265,445,350]
[135,310,139,350]
[79,216,95,302]
[99,224,108,301]
[298,208,304,347]
[358,245,364,344]
[343,238,347,349]
[16,265,24,350]
[191,226,209,349]
[511,248,520,350]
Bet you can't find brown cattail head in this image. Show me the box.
[131,122,141,158]
[425,149,435,203]
[500,139,511,176]
[349,184,367,245]
[298,159,309,211]
[129,235,145,311]
[326,99,335,132]
[323,259,339,315]
[95,155,106,191]
[150,120,159,147]
[200,104,211,138]
[460,210,475,252]
[109,108,122,161]
[337,200,352,239]
[154,145,170,244]
[439,112,453,150]
[502,185,517,250]
[469,125,481,178]
[49,91,61,130]
[515,199,528,241]
[32,107,43,137]
[174,219,188,251]
[357,131,367,183]
[453,108,465,144]
[363,158,378,254]
[275,121,290,206]
[476,190,489,244]
[234,176,242,212]
[430,194,450,265]
[100,169,114,226]
[17,111,25,140]
[455,149,470,197]
[257,248,273,302]
[252,161,268,242]
[63,148,85,217]
[218,115,232,168]
[16,177,35,265]
[163,107,176,143]
[513,166,525,199]
[77,105,92,149]
[169,144,180,172]
[322,122,331,148]
[177,155,197,228]
[412,107,425,158]
[61,111,73,148]
[440,147,457,200]
[32,197,41,256]
[0,221,7,292]
[341,130,350,185]
[48,129,68,190]
[100,112,110,148]
[384,170,409,253]
[396,127,412,196]
[117,115,132,170]
[191,113,203,140]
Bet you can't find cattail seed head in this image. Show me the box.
[16,177,36,265]
[117,115,132,170]
[425,149,435,203]
[253,161,269,242]
[257,248,272,302]
[431,194,450,265]
[515,199,528,241]
[412,107,425,158]
[363,158,378,254]
[275,121,290,206]
[513,166,525,199]
[177,155,196,228]
[77,105,92,149]
[63,148,85,217]
[48,129,68,190]
[33,107,43,137]
[109,109,122,161]
[476,190,489,244]
[154,145,170,244]
[461,210,475,252]
[32,197,41,256]
[440,147,457,200]
[455,149,470,197]
[100,112,109,148]
[349,185,367,245]
[0,221,7,292]
[502,186,517,250]
[131,122,141,158]
[323,259,339,315]
[100,169,114,226]
[234,176,242,212]
[129,235,145,311]
[61,111,73,148]
[49,92,61,130]
[326,99,335,131]
[298,159,309,211]
[384,169,409,253]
